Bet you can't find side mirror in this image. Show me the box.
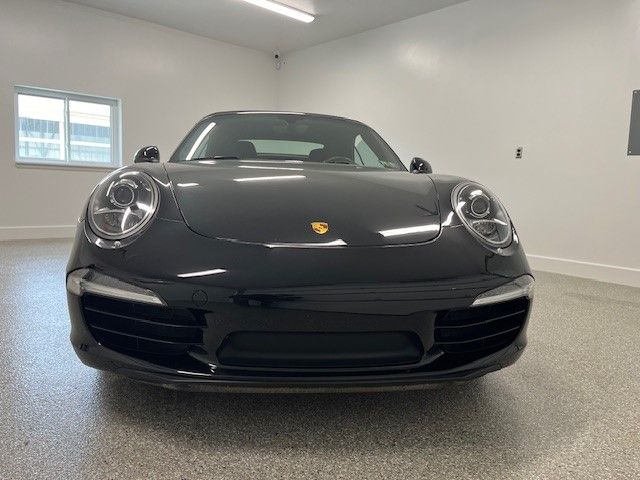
[410,157,432,174]
[134,146,160,163]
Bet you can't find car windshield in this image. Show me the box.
[170,113,405,171]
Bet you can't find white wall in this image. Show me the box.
[0,0,277,240]
[278,0,640,287]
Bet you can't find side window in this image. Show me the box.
[353,134,381,167]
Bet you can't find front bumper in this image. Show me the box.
[67,273,532,392]
[73,342,525,393]
[67,182,533,392]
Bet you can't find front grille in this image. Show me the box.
[217,331,423,370]
[81,293,529,375]
[434,297,529,358]
[82,294,206,368]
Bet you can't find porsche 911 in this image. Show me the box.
[66,111,534,392]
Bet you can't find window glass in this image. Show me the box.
[69,100,112,164]
[171,113,404,171]
[354,134,382,168]
[15,87,120,168]
[246,140,323,156]
[17,95,65,162]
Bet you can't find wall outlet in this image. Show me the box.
[515,146,523,159]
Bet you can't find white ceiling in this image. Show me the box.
[65,0,469,53]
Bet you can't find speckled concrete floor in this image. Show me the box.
[0,239,639,479]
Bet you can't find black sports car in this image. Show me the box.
[66,111,534,392]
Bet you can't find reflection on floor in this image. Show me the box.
[0,239,639,479]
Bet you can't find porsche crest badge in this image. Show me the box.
[311,222,329,235]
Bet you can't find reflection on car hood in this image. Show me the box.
[165,160,441,247]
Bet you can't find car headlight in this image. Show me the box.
[87,170,159,240]
[452,182,513,248]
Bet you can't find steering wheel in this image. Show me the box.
[323,156,355,165]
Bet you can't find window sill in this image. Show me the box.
[15,160,122,173]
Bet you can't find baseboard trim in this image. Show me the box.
[0,225,76,241]
[528,254,640,288]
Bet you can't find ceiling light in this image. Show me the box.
[240,0,315,23]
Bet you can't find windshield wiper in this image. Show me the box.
[188,156,240,161]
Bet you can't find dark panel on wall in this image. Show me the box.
[628,90,640,155]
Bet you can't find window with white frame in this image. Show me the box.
[14,86,121,168]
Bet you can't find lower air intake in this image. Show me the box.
[434,297,530,356]
[217,331,423,369]
[82,294,206,369]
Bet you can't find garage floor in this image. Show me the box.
[1,239,638,479]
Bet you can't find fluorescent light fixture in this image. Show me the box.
[240,0,315,23]
[176,182,200,187]
[177,269,227,279]
[379,224,440,238]
[234,175,306,182]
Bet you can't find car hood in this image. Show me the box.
[164,161,441,247]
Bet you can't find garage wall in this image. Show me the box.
[0,0,277,240]
[277,0,640,287]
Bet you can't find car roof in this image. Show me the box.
[202,110,367,126]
